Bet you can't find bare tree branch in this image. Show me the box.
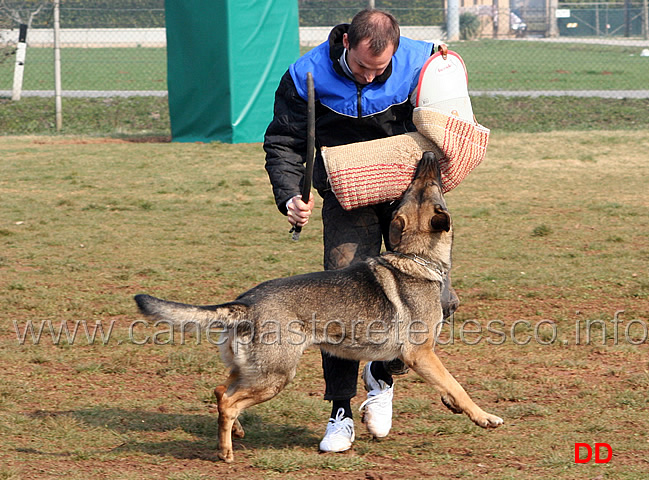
[0,0,25,25]
[28,1,47,28]
[0,0,51,28]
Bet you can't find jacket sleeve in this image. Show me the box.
[263,70,308,215]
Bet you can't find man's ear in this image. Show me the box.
[342,32,350,50]
[389,215,406,247]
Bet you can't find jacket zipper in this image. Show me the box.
[356,85,363,119]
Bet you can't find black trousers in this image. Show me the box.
[320,191,458,401]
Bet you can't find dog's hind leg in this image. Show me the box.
[215,383,245,439]
[214,378,287,462]
[403,348,503,429]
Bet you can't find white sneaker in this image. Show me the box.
[359,362,394,438]
[319,408,355,452]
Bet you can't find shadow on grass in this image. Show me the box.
[30,407,319,461]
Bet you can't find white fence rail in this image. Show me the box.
[0,26,445,48]
[0,28,167,48]
[300,25,445,45]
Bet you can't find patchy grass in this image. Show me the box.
[0,131,648,479]
[2,96,649,137]
[0,97,170,137]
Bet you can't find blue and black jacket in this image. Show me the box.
[264,24,435,213]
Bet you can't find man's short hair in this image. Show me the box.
[347,9,400,55]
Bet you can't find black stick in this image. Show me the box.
[291,72,315,241]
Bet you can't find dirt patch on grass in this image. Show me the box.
[31,136,172,145]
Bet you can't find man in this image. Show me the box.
[264,9,458,452]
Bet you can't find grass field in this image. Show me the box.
[1,129,648,479]
[456,39,649,91]
[0,47,167,91]
[1,39,648,92]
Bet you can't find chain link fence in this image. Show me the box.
[0,1,166,97]
[1,0,648,100]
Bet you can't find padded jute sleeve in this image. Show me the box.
[321,108,490,211]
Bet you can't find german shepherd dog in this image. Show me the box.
[135,152,503,462]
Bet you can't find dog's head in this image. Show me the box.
[389,152,452,254]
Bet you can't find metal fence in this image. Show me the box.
[0,2,166,98]
[0,1,648,100]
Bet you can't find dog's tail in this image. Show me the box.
[134,294,247,328]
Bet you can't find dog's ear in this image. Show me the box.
[389,215,406,247]
[431,205,451,232]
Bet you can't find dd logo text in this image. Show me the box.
[574,443,612,464]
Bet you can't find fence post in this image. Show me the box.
[53,0,62,131]
[644,0,649,39]
[11,24,28,101]
[447,0,460,41]
[548,0,559,37]
[624,0,631,37]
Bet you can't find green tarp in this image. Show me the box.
[165,0,300,143]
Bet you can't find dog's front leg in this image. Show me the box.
[403,348,503,428]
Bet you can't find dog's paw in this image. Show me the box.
[473,412,504,429]
[218,448,235,463]
[440,394,463,414]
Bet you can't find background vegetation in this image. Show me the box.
[1,0,165,28]
[298,0,445,26]
[4,0,644,29]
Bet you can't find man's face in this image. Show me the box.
[342,33,394,85]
